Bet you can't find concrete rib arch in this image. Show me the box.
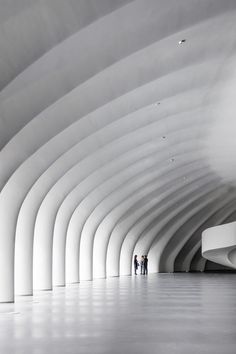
[1,0,236,302]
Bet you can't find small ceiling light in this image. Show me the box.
[170,158,175,162]
[178,39,186,44]
[162,136,166,139]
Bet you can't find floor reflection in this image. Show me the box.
[0,274,236,354]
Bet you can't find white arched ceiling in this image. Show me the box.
[1,0,236,302]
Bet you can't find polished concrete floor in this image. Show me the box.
[0,273,236,354]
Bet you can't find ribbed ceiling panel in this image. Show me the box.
[0,0,236,302]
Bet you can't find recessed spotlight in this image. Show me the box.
[162,136,166,139]
[170,158,175,162]
[178,39,186,44]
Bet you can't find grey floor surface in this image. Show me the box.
[0,273,236,354]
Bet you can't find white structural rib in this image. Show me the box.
[1,0,236,302]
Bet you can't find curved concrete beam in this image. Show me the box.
[1,0,236,302]
[120,176,219,275]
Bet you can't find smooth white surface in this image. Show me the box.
[202,222,236,269]
[1,0,236,301]
[1,274,236,354]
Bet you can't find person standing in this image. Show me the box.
[140,255,144,274]
[143,255,148,275]
[134,255,139,275]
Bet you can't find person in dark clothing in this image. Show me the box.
[134,255,139,275]
[140,255,144,274]
[143,255,148,275]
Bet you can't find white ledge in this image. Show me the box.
[202,221,236,269]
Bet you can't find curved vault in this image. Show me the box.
[1,0,236,302]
